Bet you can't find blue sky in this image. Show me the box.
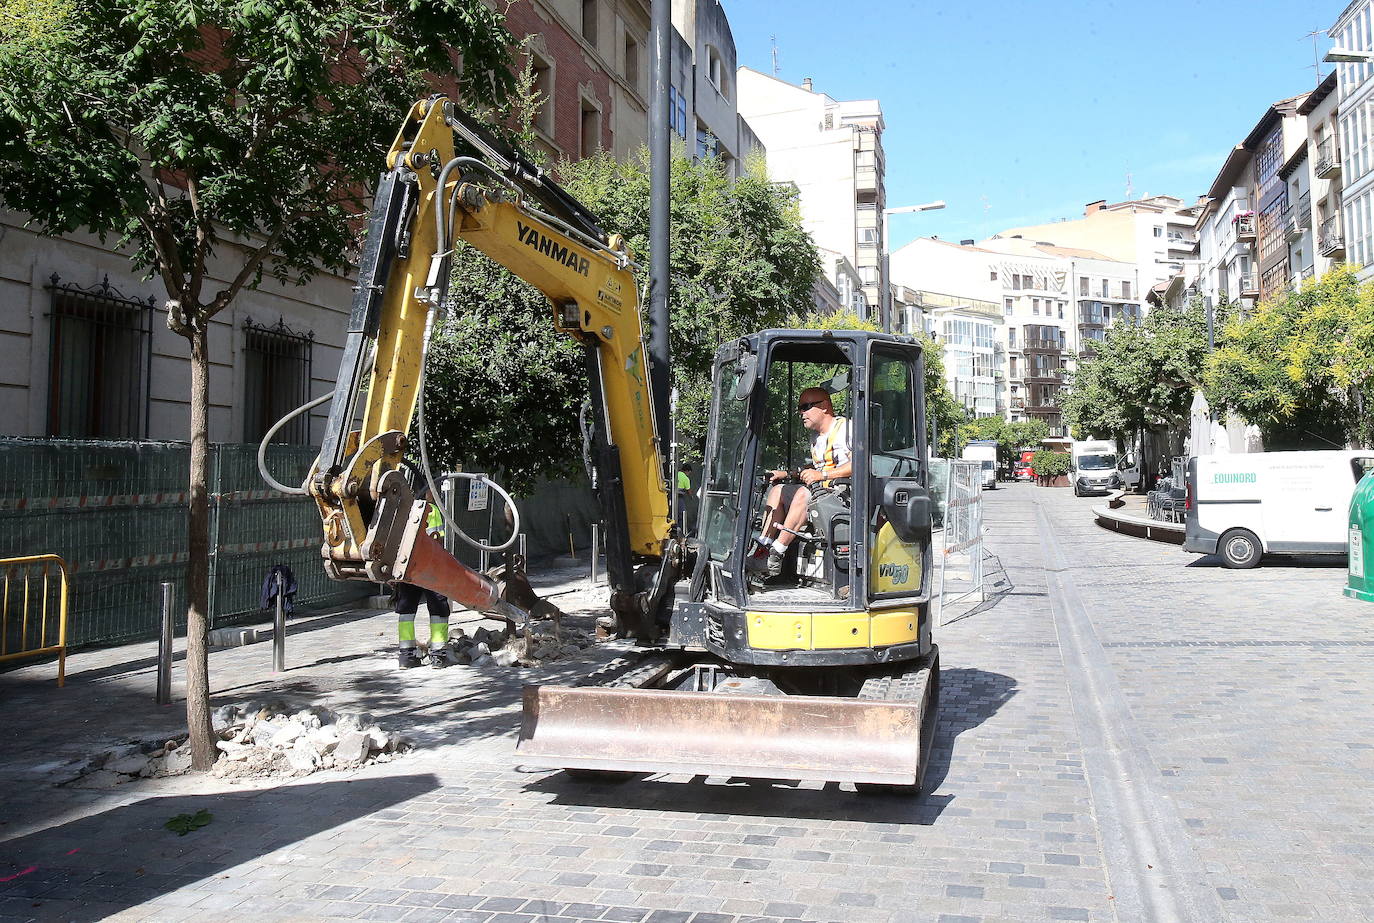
[727,0,1336,248]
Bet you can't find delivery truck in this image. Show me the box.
[1184,450,1374,568]
[1069,440,1120,497]
[961,440,998,490]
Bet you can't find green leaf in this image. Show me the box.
[164,808,213,836]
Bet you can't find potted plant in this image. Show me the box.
[1031,450,1072,487]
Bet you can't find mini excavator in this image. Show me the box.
[304,96,941,791]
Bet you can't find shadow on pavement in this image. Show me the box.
[523,666,1019,827]
[0,773,438,922]
[1185,554,1347,569]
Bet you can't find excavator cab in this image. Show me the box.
[694,330,933,623]
[519,329,941,790]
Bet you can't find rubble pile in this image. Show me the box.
[59,704,409,787]
[208,702,409,780]
[444,624,595,668]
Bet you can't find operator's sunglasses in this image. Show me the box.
[797,400,825,412]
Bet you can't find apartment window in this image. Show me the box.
[581,0,598,46]
[46,274,153,438]
[1022,274,1033,290]
[1032,298,1040,315]
[1100,278,1108,297]
[1004,297,1013,315]
[695,125,719,160]
[706,46,727,96]
[531,55,554,136]
[1079,277,1089,296]
[989,270,998,281]
[1154,227,1163,237]
[1010,356,1018,377]
[1011,274,1022,291]
[580,99,601,158]
[1121,280,1131,299]
[1057,303,1063,319]
[1007,327,1016,348]
[243,318,315,445]
[623,31,640,90]
[668,85,687,138]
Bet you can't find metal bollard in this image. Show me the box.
[156,582,173,705]
[519,533,527,562]
[272,571,286,672]
[590,523,600,584]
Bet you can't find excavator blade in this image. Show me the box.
[516,682,932,785]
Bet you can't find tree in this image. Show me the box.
[1063,298,1223,454]
[0,0,515,769]
[423,147,820,488]
[1205,266,1374,449]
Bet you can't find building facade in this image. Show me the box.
[1331,0,1374,279]
[737,69,888,316]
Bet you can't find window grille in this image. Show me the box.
[242,317,314,445]
[45,274,155,439]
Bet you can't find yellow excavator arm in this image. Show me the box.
[309,96,675,631]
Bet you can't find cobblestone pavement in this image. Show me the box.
[2,485,1371,922]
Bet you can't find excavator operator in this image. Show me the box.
[749,386,853,579]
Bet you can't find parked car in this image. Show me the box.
[1014,463,1034,481]
[1184,450,1374,568]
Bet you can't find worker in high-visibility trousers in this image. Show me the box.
[395,487,459,669]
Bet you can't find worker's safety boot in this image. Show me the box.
[397,648,424,669]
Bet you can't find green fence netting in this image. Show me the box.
[0,439,372,648]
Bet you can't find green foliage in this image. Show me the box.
[1205,266,1374,449]
[1006,418,1050,450]
[164,808,213,836]
[1030,450,1070,478]
[1063,297,1224,442]
[424,147,820,488]
[0,0,515,324]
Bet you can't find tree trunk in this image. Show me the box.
[185,322,216,770]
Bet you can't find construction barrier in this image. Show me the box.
[0,554,70,685]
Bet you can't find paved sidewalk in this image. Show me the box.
[1,486,1371,923]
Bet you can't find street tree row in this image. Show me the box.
[1064,265,1374,454]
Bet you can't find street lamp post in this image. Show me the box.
[882,200,945,333]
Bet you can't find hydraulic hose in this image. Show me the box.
[257,392,334,495]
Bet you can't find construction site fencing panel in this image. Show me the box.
[0,439,370,648]
[938,459,985,623]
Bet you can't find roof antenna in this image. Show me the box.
[771,34,780,76]
[1303,29,1327,86]
[1125,169,1134,201]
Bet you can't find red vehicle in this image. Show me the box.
[1015,450,1036,481]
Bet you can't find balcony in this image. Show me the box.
[1315,141,1341,179]
[1284,196,1313,242]
[1235,213,1257,241]
[1320,215,1345,257]
[855,165,878,195]
[1238,272,1258,297]
[1022,337,1064,352]
[1024,404,1062,416]
[1023,369,1063,385]
[1166,233,1197,252]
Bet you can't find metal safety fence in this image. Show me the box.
[0,439,372,649]
[0,554,70,684]
[937,459,985,624]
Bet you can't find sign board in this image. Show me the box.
[467,478,489,512]
[1352,527,1365,580]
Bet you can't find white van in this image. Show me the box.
[1070,440,1120,497]
[961,440,998,490]
[1184,450,1374,568]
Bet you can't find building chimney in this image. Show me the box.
[802,77,813,92]
[1085,199,1106,215]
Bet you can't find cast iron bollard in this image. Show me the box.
[156,581,173,705]
[272,570,286,672]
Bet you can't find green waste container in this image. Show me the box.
[1348,471,1374,602]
